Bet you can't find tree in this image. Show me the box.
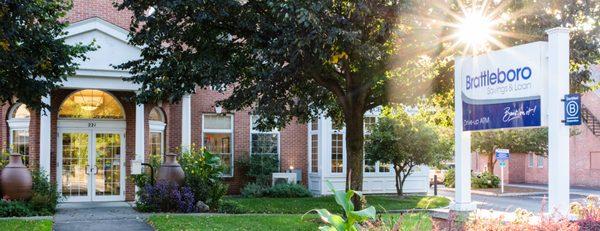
[0,0,93,110]
[115,0,600,205]
[472,128,548,173]
[365,108,452,196]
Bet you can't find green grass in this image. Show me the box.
[225,195,449,214]
[0,219,53,231]
[148,213,432,231]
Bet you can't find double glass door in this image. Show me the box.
[59,129,125,202]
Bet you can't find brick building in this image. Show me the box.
[0,1,428,202]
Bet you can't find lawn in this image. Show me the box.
[0,219,53,231]
[224,195,450,214]
[148,213,432,231]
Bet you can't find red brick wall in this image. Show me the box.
[188,88,308,194]
[66,0,132,30]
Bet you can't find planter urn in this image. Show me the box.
[156,153,185,186]
[0,153,33,200]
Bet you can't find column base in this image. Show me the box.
[450,202,477,212]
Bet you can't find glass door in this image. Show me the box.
[60,131,92,202]
[92,132,124,201]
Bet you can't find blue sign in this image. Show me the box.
[495,149,510,161]
[564,94,581,126]
[463,98,541,131]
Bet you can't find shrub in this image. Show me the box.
[29,170,61,215]
[0,200,33,217]
[443,169,500,189]
[443,168,455,188]
[472,172,500,189]
[179,147,228,211]
[241,182,269,198]
[136,182,197,213]
[218,200,248,214]
[267,183,312,198]
[240,154,279,186]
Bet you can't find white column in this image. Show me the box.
[452,57,476,212]
[39,95,51,179]
[319,116,332,193]
[181,94,192,150]
[135,103,145,162]
[546,27,570,215]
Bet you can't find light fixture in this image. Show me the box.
[73,90,104,111]
[214,105,223,114]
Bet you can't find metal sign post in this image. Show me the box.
[496,149,509,194]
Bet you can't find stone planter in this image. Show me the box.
[156,153,185,186]
[1,154,33,200]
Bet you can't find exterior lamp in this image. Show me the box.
[214,105,223,114]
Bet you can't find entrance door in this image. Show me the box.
[58,129,125,202]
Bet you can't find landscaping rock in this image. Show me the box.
[196,201,210,212]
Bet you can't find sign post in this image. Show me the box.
[496,149,509,194]
[453,27,570,215]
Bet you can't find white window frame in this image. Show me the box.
[249,115,280,161]
[537,155,544,168]
[309,121,319,173]
[7,104,30,166]
[149,107,166,157]
[330,125,346,174]
[202,114,234,177]
[362,115,391,175]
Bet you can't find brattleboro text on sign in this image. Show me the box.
[457,42,548,131]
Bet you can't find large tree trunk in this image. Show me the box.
[487,153,496,173]
[344,108,365,209]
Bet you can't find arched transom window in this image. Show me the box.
[59,90,125,119]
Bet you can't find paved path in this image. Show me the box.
[53,202,152,231]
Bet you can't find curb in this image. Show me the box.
[0,216,53,220]
[440,188,546,197]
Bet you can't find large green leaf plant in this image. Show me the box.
[305,181,376,231]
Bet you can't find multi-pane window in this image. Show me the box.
[12,130,29,166]
[528,153,534,167]
[331,134,344,173]
[250,116,279,159]
[150,132,163,156]
[537,155,544,168]
[363,116,377,172]
[203,114,234,176]
[311,134,318,173]
[7,104,30,167]
[149,107,166,159]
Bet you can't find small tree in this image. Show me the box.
[365,108,452,196]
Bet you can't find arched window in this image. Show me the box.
[149,107,166,157]
[59,90,124,119]
[7,103,30,166]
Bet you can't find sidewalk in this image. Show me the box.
[507,183,600,196]
[54,202,151,231]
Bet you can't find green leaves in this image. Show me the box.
[0,0,95,110]
[304,181,375,231]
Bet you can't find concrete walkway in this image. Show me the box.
[53,202,152,231]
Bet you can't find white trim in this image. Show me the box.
[181,95,192,149]
[149,120,166,132]
[62,75,139,90]
[7,119,29,130]
[202,114,235,177]
[64,17,132,45]
[40,95,51,178]
[135,103,145,162]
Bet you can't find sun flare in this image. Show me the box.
[456,9,495,50]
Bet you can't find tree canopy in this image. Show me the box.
[0,0,93,110]
[116,0,600,199]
